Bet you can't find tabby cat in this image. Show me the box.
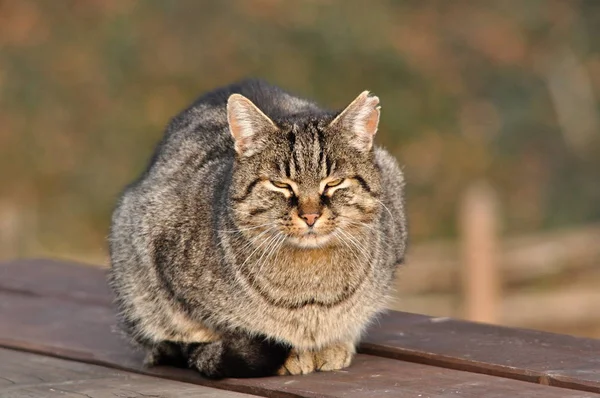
[108,79,407,379]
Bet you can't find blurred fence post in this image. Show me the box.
[459,181,501,324]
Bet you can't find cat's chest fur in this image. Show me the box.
[237,245,370,307]
[229,246,380,349]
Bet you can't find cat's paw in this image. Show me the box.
[277,349,315,375]
[277,342,355,375]
[314,341,355,372]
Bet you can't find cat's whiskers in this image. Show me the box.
[344,232,379,267]
[333,230,363,266]
[268,234,287,270]
[253,233,282,273]
[374,198,395,220]
[233,226,277,256]
[339,219,393,251]
[350,230,380,259]
[233,215,274,223]
[232,209,277,220]
[337,228,371,261]
[335,228,365,260]
[238,228,281,269]
[223,222,284,259]
[217,222,274,233]
[256,233,286,274]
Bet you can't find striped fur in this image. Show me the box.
[108,79,407,378]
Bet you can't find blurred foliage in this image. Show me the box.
[1,0,600,260]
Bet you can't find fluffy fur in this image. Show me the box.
[108,79,407,378]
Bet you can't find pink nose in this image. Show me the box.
[301,213,320,227]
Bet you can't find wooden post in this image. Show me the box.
[459,181,501,324]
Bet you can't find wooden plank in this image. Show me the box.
[1,259,599,394]
[0,291,595,398]
[361,313,600,393]
[0,258,111,306]
[0,347,256,397]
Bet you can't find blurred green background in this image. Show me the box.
[1,0,599,337]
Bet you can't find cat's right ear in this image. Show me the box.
[328,91,380,152]
[227,94,278,157]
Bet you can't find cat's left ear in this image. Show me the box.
[227,94,278,157]
[329,91,380,152]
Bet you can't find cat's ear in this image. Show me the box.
[329,91,380,152]
[227,94,278,157]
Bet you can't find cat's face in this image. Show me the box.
[228,92,382,249]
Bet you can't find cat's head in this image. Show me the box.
[228,91,382,249]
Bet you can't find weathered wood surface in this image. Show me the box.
[0,258,111,306]
[361,315,600,393]
[3,292,594,397]
[387,288,600,329]
[0,347,257,397]
[1,259,599,397]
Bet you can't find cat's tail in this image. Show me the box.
[147,333,291,379]
[186,333,291,378]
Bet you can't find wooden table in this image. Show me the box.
[1,259,599,397]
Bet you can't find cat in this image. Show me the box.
[108,79,407,379]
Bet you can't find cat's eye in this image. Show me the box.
[326,178,344,188]
[272,181,292,190]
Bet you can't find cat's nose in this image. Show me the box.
[300,213,320,227]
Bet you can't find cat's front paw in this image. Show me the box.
[277,348,315,375]
[314,341,355,372]
[277,342,355,375]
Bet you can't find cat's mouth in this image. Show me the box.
[285,232,334,249]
